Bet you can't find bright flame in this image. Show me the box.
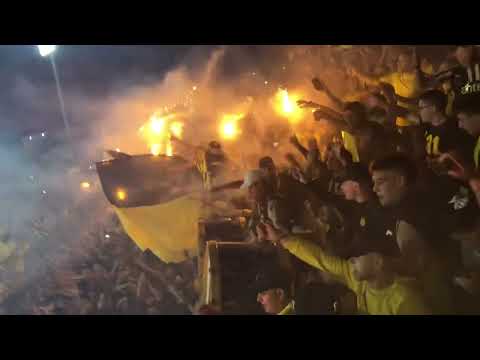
[141,112,183,156]
[281,90,294,113]
[170,121,184,138]
[116,189,127,201]
[273,89,303,123]
[151,143,162,156]
[166,141,173,157]
[219,114,243,140]
[80,181,91,189]
[150,116,165,134]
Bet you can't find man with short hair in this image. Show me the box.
[339,163,401,258]
[370,154,456,314]
[258,223,430,315]
[418,89,475,160]
[417,90,478,233]
[254,268,295,315]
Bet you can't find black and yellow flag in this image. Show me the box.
[96,154,209,263]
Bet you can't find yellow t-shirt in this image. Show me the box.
[380,72,422,127]
[283,236,430,315]
[341,131,360,163]
[474,136,480,169]
[278,301,295,315]
[380,72,422,100]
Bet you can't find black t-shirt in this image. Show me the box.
[318,195,400,259]
[423,119,476,161]
[344,200,401,258]
[386,191,462,271]
[449,63,480,113]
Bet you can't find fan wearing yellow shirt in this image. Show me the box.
[257,223,431,315]
[350,49,431,127]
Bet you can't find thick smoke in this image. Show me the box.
[0,45,455,299]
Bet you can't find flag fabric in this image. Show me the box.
[96,154,208,263]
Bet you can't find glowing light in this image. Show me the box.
[41,132,45,137]
[219,113,243,140]
[105,234,111,239]
[116,189,127,201]
[151,143,162,156]
[166,141,173,157]
[150,116,165,134]
[142,112,182,156]
[193,86,197,91]
[80,182,91,189]
[42,190,47,195]
[37,45,57,57]
[273,89,304,123]
[264,81,269,85]
[116,148,120,152]
[169,121,184,138]
[29,136,32,141]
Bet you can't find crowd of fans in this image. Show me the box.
[195,45,480,315]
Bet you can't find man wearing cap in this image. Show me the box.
[258,223,430,315]
[254,268,295,315]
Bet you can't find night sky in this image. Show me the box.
[0,45,221,134]
[0,45,282,137]
[0,45,451,138]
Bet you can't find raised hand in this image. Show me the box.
[437,153,474,181]
[297,99,320,109]
[289,134,300,146]
[312,77,326,91]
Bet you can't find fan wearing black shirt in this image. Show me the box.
[417,90,478,232]
[433,46,480,114]
[339,163,400,259]
[370,154,456,314]
[418,89,475,160]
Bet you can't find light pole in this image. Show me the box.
[37,45,72,147]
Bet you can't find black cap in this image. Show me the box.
[208,141,222,150]
[259,156,275,169]
[341,163,372,187]
[252,268,291,294]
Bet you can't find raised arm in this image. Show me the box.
[289,134,309,159]
[259,224,360,293]
[312,78,345,111]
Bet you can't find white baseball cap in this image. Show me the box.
[240,169,266,189]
